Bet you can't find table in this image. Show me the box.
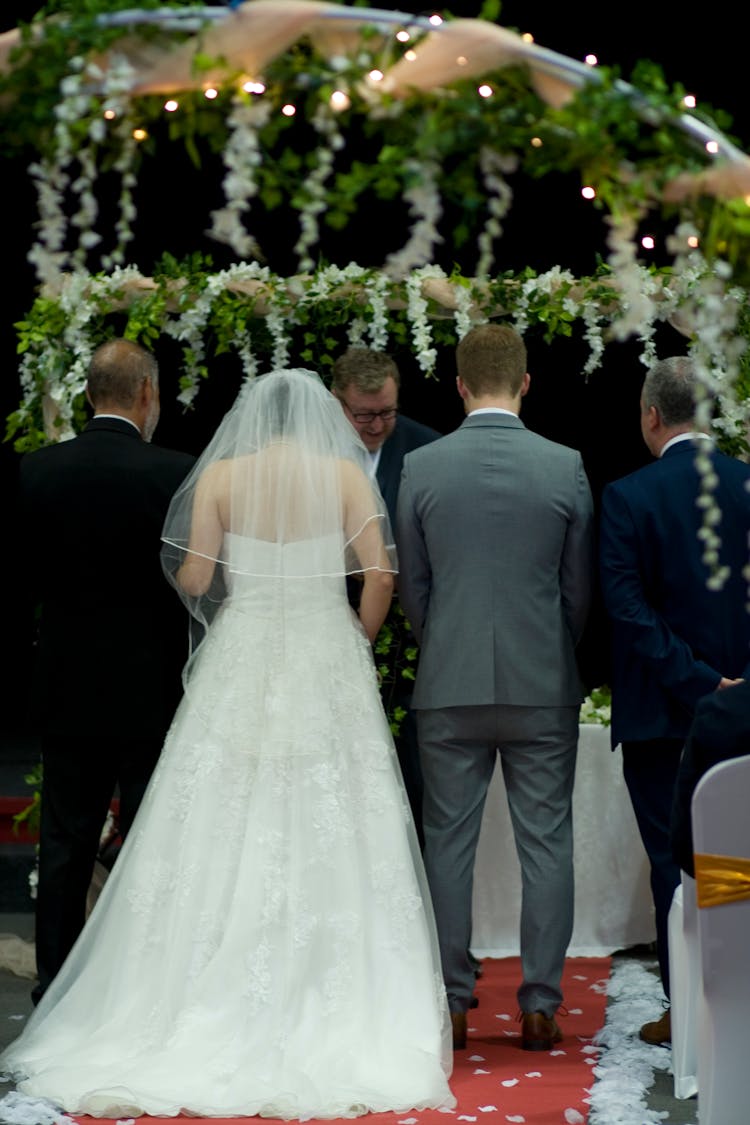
[471,724,656,957]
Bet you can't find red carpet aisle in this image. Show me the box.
[68,957,609,1125]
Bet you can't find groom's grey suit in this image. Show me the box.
[396,410,594,1016]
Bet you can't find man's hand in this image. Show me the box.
[717,677,744,690]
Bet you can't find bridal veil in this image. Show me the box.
[161,366,397,634]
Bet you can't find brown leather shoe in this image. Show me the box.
[521,1011,563,1051]
[451,1011,467,1050]
[639,1009,671,1045]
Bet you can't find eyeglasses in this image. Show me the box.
[343,405,399,425]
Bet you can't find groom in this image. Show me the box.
[396,324,594,1051]
[332,346,440,845]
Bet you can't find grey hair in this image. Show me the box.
[641,356,703,428]
[87,338,159,408]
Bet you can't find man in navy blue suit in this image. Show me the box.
[600,355,750,1046]
[332,347,440,845]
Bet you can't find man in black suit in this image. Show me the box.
[332,347,440,843]
[18,338,195,1003]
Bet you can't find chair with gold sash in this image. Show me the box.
[692,753,750,1125]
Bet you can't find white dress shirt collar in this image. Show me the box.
[367,446,381,478]
[660,432,712,457]
[468,407,518,418]
[93,413,141,435]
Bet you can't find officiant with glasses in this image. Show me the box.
[331,347,440,531]
[332,346,440,844]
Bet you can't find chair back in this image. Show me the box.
[691,753,750,1125]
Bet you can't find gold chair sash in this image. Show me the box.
[694,852,750,908]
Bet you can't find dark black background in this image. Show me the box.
[3,1,748,699]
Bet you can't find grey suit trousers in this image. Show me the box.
[418,703,579,1016]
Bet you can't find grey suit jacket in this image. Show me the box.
[396,412,594,710]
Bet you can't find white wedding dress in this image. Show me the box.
[1,534,454,1120]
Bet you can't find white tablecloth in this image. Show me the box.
[471,724,656,957]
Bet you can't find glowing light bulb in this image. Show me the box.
[683,94,697,109]
[281,103,296,117]
[164,99,179,113]
[584,53,598,66]
[368,69,384,82]
[641,235,655,250]
[581,185,596,200]
[243,80,266,94]
[103,108,116,121]
[687,235,700,248]
[330,89,351,111]
[456,55,468,66]
[530,136,543,148]
[404,49,417,61]
[706,140,720,154]
[396,29,410,42]
[204,87,219,100]
[132,128,148,142]
[521,32,534,43]
[429,13,443,25]
[478,84,493,98]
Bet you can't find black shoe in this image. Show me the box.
[451,1011,467,1049]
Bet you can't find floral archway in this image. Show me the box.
[3,0,750,461]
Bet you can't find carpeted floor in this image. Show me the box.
[60,956,610,1125]
[0,944,699,1125]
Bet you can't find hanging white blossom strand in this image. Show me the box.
[209,93,271,261]
[405,265,445,375]
[294,103,345,274]
[385,158,444,280]
[476,149,517,279]
[605,212,658,342]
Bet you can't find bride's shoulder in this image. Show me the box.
[200,456,248,481]
[338,457,370,491]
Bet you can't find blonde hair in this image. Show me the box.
[456,324,526,397]
[331,348,400,395]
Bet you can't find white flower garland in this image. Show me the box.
[294,103,346,274]
[210,93,272,261]
[405,265,446,375]
[98,54,144,271]
[476,149,517,280]
[364,269,390,351]
[27,150,72,288]
[453,280,480,341]
[605,212,658,343]
[17,260,750,459]
[385,158,444,280]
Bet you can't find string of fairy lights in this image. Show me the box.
[81,3,750,258]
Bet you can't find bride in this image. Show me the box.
[0,368,455,1120]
